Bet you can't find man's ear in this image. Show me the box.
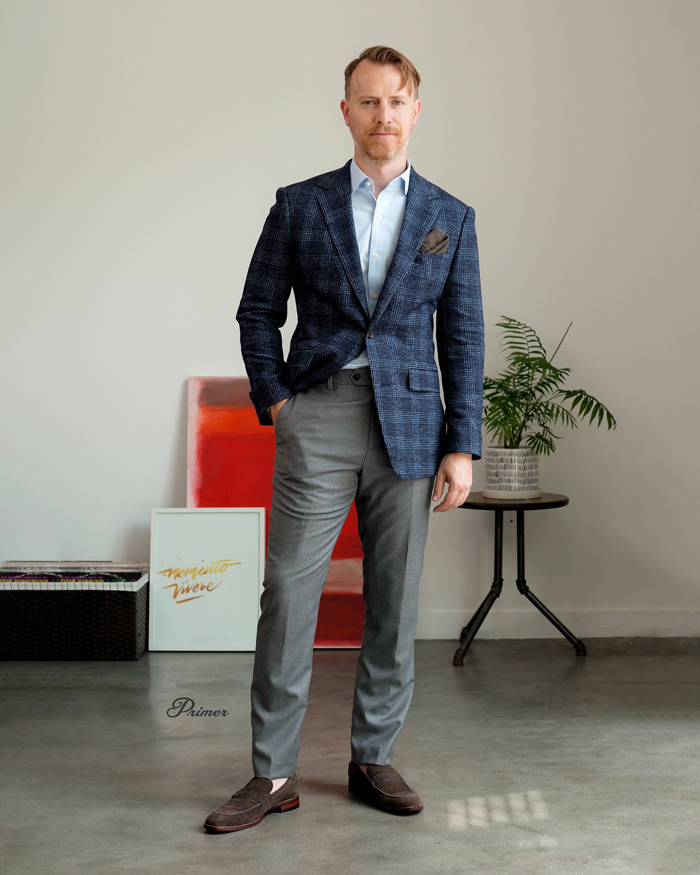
[340,99,350,127]
[412,99,422,127]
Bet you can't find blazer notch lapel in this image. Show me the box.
[371,180,440,322]
[315,175,368,316]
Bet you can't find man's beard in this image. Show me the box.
[354,127,410,165]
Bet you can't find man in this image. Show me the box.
[205,45,484,832]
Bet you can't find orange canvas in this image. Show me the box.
[187,377,364,647]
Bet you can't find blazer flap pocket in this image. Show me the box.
[408,367,440,393]
[287,347,315,371]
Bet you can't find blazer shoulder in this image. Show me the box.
[410,168,474,217]
[279,162,352,200]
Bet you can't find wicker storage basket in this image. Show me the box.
[0,562,149,661]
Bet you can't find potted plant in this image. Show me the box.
[481,316,617,498]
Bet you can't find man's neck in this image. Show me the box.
[353,151,409,197]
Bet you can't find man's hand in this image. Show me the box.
[269,398,288,425]
[432,453,473,512]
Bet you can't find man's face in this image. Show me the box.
[340,60,421,166]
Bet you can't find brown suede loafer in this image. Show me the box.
[348,762,423,814]
[204,775,299,832]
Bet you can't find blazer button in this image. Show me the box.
[367,330,374,338]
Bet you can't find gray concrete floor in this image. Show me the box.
[2,638,699,875]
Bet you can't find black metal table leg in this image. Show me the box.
[515,510,587,656]
[455,493,584,663]
[453,510,504,666]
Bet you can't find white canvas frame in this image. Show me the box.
[149,507,264,651]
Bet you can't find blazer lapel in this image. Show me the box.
[315,163,369,316]
[370,170,441,325]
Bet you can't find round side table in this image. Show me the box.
[454,492,586,666]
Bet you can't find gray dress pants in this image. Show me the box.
[251,369,433,777]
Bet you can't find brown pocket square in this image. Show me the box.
[419,228,449,255]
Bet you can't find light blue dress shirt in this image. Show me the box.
[342,159,411,369]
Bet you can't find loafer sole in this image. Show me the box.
[204,796,300,832]
[348,781,423,815]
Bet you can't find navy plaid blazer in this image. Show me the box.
[237,161,484,480]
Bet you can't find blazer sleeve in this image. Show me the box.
[435,206,485,458]
[236,187,294,425]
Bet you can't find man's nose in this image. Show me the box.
[374,101,392,125]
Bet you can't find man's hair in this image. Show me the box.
[344,46,421,100]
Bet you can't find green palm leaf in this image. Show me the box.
[483,318,617,455]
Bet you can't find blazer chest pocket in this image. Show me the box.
[408,367,440,393]
[411,252,451,283]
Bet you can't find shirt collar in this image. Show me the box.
[350,158,411,195]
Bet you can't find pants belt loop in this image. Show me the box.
[326,374,335,390]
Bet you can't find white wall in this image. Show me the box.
[2,0,698,638]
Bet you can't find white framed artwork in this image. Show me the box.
[149,508,265,651]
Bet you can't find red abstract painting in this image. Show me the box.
[187,377,364,647]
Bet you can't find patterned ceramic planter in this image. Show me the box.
[482,447,542,499]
